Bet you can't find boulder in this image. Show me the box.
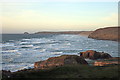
[94,57,120,66]
[79,50,112,60]
[34,55,88,69]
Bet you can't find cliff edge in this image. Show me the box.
[88,27,120,41]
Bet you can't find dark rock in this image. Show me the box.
[2,70,11,78]
[34,55,88,69]
[79,50,112,60]
[24,32,29,34]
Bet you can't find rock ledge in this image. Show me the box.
[34,55,88,69]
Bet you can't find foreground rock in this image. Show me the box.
[34,55,88,69]
[88,27,120,41]
[2,70,11,78]
[79,50,112,60]
[94,57,120,66]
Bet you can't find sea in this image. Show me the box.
[1,34,119,72]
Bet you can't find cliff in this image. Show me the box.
[88,27,120,41]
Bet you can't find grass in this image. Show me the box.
[2,65,119,79]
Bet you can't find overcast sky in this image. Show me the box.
[0,0,118,33]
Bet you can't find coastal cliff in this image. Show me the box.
[88,27,120,41]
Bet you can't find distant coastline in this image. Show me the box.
[34,26,119,41]
[2,27,119,42]
[34,31,93,37]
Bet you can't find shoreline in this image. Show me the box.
[2,52,119,79]
[2,50,119,72]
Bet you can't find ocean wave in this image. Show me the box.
[21,39,31,41]
[2,43,14,47]
[19,42,31,45]
[16,64,34,72]
[8,40,14,42]
[2,57,13,63]
[2,50,18,53]
[19,45,33,48]
[51,52,63,55]
[16,52,22,55]
[39,49,46,52]
[33,46,41,49]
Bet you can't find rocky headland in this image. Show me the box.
[88,27,120,41]
[34,27,119,41]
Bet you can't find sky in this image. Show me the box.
[0,0,118,33]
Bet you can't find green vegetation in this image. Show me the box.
[2,65,119,79]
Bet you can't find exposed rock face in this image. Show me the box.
[34,55,88,69]
[88,27,120,41]
[79,50,112,60]
[94,57,120,66]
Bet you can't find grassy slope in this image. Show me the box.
[2,65,119,79]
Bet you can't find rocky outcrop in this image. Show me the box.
[88,27,120,41]
[79,50,112,60]
[94,57,120,66]
[34,55,88,69]
[24,32,29,34]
